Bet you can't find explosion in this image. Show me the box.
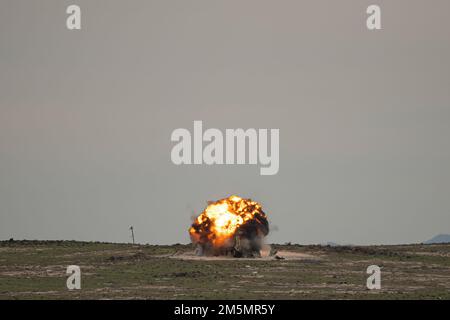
[189,195,269,257]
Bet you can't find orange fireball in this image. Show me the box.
[189,195,269,248]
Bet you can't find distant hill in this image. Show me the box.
[424,234,450,244]
[320,241,353,247]
[325,242,341,247]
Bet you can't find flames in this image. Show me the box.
[189,195,269,256]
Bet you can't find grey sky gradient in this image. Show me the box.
[1,0,449,245]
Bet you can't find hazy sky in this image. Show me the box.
[1,0,449,245]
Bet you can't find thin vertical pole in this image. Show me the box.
[130,226,135,244]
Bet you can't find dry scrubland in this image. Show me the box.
[1,240,450,299]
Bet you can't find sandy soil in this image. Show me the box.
[170,249,320,261]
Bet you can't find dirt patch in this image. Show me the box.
[171,250,320,261]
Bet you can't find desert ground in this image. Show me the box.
[1,240,449,299]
